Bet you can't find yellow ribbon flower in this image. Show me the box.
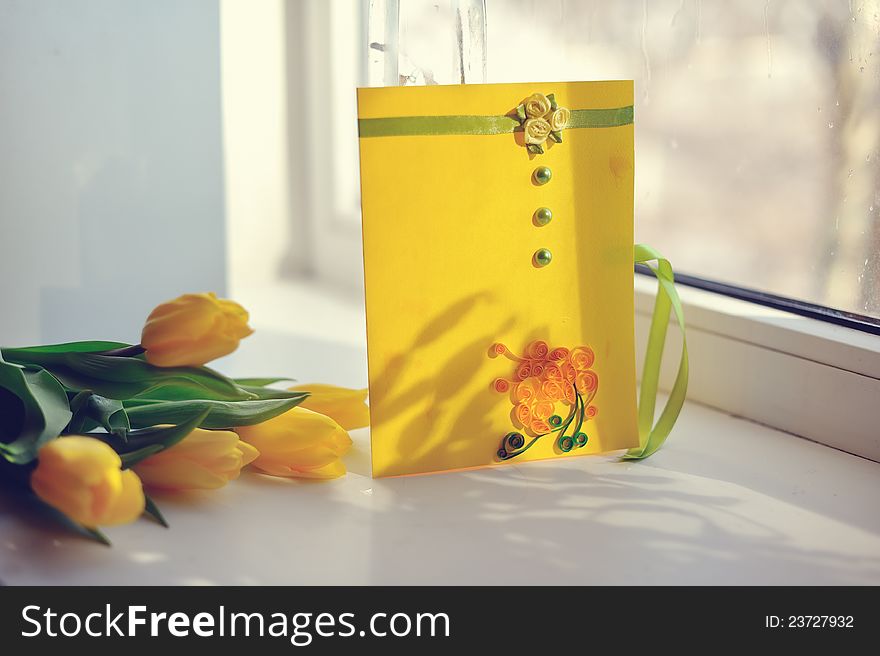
[141,292,253,367]
[549,107,570,131]
[133,427,259,490]
[286,383,370,430]
[523,117,552,145]
[235,407,352,479]
[524,93,551,118]
[30,436,145,528]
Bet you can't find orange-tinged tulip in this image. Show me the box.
[141,292,253,367]
[30,436,145,528]
[286,383,370,430]
[235,407,352,479]
[134,427,259,490]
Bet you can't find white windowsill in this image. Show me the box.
[1,279,879,585]
[634,274,880,462]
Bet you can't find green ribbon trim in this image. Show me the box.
[358,106,633,138]
[625,244,689,459]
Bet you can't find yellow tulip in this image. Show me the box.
[286,383,370,430]
[141,292,253,367]
[235,407,352,479]
[134,428,259,491]
[30,436,145,528]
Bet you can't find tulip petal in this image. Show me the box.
[235,406,345,451]
[252,457,347,480]
[237,440,260,467]
[100,470,145,526]
[141,293,253,367]
[287,384,370,430]
[30,436,144,528]
[135,458,229,490]
[144,335,240,368]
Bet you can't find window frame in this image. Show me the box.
[290,0,880,463]
[634,271,880,462]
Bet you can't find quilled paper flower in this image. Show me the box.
[531,418,552,434]
[494,378,510,393]
[576,370,598,393]
[490,339,600,460]
[533,401,554,421]
[569,346,595,371]
[550,347,570,361]
[514,377,540,403]
[541,379,566,402]
[544,363,564,382]
[515,403,533,426]
[527,340,550,359]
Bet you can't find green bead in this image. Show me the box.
[534,207,553,226]
[534,248,553,267]
[533,166,552,185]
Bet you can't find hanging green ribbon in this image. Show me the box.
[625,244,689,459]
[358,106,633,138]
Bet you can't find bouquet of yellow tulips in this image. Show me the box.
[0,293,368,544]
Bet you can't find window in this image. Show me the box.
[365,0,880,323]
[218,0,880,459]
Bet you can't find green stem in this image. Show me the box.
[100,344,146,358]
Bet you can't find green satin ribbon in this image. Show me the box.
[358,106,633,138]
[625,244,689,459]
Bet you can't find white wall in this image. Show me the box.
[0,0,226,346]
[220,0,300,297]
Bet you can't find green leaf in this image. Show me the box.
[67,391,130,439]
[1,350,255,402]
[119,444,164,468]
[0,353,72,465]
[527,143,544,154]
[516,103,527,121]
[547,93,557,110]
[82,526,112,546]
[549,130,562,143]
[236,385,307,400]
[129,382,302,402]
[111,408,211,468]
[7,483,112,545]
[233,377,294,387]
[144,494,169,528]
[1,341,132,355]
[124,395,307,429]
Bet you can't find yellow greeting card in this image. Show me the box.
[358,81,640,477]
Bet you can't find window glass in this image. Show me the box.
[482,0,880,319]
